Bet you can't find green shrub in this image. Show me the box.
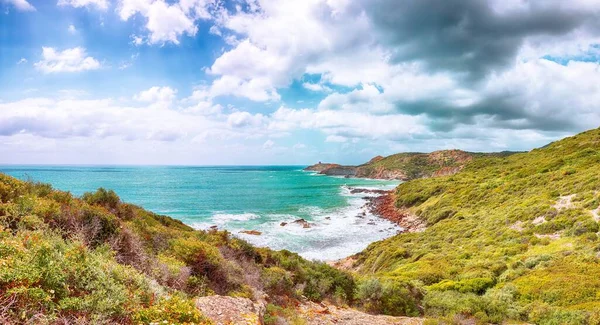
[133,294,212,324]
[262,267,294,296]
[356,278,421,316]
[429,278,494,294]
[82,188,121,211]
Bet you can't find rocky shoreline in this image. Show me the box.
[235,187,425,238]
[360,188,427,233]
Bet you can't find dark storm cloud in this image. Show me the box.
[351,0,600,133]
[395,95,581,133]
[364,0,599,79]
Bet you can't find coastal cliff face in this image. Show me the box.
[303,162,342,172]
[306,149,477,180]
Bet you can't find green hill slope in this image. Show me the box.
[352,128,600,324]
[0,175,355,323]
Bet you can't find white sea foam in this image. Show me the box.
[232,188,402,261]
[212,212,260,223]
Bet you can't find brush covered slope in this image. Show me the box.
[305,150,517,180]
[0,175,355,324]
[352,128,600,324]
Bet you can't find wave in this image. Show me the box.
[229,188,402,261]
[212,212,260,223]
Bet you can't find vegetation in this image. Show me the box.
[354,127,600,324]
[3,127,600,324]
[0,174,355,323]
[307,149,518,180]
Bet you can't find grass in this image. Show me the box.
[353,127,600,324]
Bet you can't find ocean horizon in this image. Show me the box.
[0,165,401,260]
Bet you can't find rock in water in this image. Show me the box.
[293,218,312,228]
[240,230,262,236]
[196,295,265,325]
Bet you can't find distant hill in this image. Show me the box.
[305,149,519,180]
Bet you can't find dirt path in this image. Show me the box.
[298,301,424,325]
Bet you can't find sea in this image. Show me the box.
[0,165,401,261]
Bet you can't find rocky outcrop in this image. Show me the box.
[304,163,342,172]
[431,166,463,177]
[365,192,426,233]
[367,155,385,164]
[319,166,357,177]
[293,218,312,228]
[196,295,265,325]
[355,166,408,180]
[349,188,388,195]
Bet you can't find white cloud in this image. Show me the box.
[118,53,139,70]
[16,58,27,65]
[131,35,144,46]
[210,75,280,102]
[269,106,427,141]
[118,0,214,45]
[227,111,266,128]
[0,98,214,143]
[134,86,177,103]
[206,0,378,101]
[34,47,101,73]
[68,24,77,33]
[479,59,600,131]
[4,0,35,11]
[57,0,109,10]
[325,135,347,143]
[302,82,331,92]
[262,139,274,149]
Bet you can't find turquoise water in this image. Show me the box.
[0,165,401,260]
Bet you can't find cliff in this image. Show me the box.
[303,162,342,172]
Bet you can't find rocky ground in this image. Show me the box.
[297,301,424,325]
[195,295,424,325]
[362,190,426,233]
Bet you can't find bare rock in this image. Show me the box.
[280,222,288,226]
[297,301,424,325]
[196,295,265,325]
[293,218,312,228]
[240,230,262,236]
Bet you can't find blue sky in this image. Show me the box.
[1,0,600,165]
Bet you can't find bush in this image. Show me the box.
[82,188,121,212]
[133,295,212,324]
[429,278,495,294]
[356,278,421,316]
[262,267,294,296]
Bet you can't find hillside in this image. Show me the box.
[305,150,515,180]
[0,174,364,324]
[350,127,600,324]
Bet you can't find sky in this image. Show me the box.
[1,0,600,165]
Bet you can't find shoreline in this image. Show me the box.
[363,190,427,233]
[327,188,426,271]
